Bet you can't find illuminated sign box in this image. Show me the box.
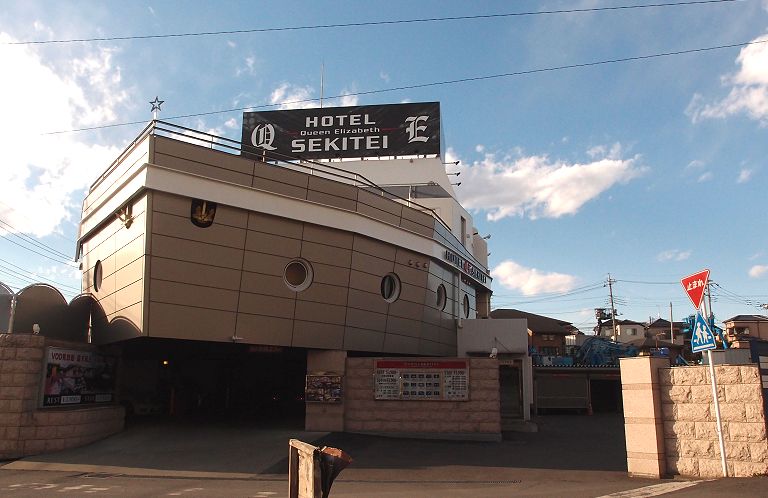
[374,359,469,401]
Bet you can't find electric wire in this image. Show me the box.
[0,233,77,266]
[0,258,80,293]
[0,218,73,260]
[41,37,768,136]
[4,1,741,46]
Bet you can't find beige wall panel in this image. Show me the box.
[114,279,144,314]
[422,306,443,327]
[308,176,358,201]
[301,241,352,268]
[351,251,394,276]
[292,321,344,350]
[346,288,389,315]
[421,323,442,343]
[155,152,253,186]
[98,292,116,318]
[306,190,357,211]
[253,163,310,188]
[238,292,296,319]
[97,261,117,297]
[302,224,354,250]
[151,234,244,270]
[357,190,404,216]
[399,281,427,304]
[352,234,397,261]
[245,231,302,258]
[311,262,351,287]
[423,288,439,310]
[151,256,241,290]
[348,269,382,294]
[151,191,190,216]
[115,235,146,272]
[234,314,293,346]
[346,308,387,332]
[150,279,239,312]
[386,315,422,338]
[152,212,246,249]
[113,213,146,252]
[388,299,424,321]
[395,248,426,267]
[439,328,458,346]
[154,136,255,176]
[393,263,428,287]
[382,333,419,354]
[108,302,143,331]
[252,177,309,200]
[239,272,296,299]
[242,251,291,277]
[114,257,144,292]
[298,282,348,306]
[84,144,148,216]
[398,218,435,238]
[294,300,346,326]
[343,327,385,352]
[356,203,401,226]
[400,207,436,228]
[419,339,444,356]
[148,302,236,340]
[247,212,304,238]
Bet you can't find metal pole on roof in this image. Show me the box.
[670,302,674,342]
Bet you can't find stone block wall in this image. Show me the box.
[344,357,501,441]
[660,364,768,478]
[0,334,124,460]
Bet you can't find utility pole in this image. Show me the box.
[670,302,674,342]
[608,274,618,342]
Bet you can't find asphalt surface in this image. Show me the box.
[1,412,766,497]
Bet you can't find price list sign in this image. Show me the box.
[374,359,469,401]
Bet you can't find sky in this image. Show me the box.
[0,0,766,333]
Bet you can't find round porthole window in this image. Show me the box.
[462,293,470,318]
[380,273,401,303]
[436,284,447,311]
[284,259,313,292]
[93,260,103,293]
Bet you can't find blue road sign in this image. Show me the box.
[691,312,717,353]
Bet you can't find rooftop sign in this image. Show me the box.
[241,102,441,160]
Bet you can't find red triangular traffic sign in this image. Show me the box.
[681,269,710,310]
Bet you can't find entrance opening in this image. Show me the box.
[117,338,307,427]
[499,365,523,429]
[589,378,623,413]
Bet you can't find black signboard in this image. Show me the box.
[241,102,441,160]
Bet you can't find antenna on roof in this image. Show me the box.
[320,62,325,108]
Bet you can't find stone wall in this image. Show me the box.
[660,364,768,478]
[344,357,501,441]
[0,334,124,460]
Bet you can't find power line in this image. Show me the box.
[5,1,741,46]
[0,260,80,293]
[0,218,73,260]
[42,37,768,136]
[0,232,77,266]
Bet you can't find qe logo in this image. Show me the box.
[251,123,277,150]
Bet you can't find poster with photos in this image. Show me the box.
[305,374,343,403]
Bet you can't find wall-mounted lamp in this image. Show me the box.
[446,172,461,177]
[489,347,498,359]
[442,160,460,165]
[451,182,461,186]
[482,234,491,240]
[32,323,40,335]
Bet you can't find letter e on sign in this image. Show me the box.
[680,269,710,310]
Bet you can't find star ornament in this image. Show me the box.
[149,96,164,113]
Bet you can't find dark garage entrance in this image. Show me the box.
[117,338,307,427]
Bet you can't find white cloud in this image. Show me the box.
[379,71,390,82]
[737,168,753,183]
[224,118,238,129]
[227,40,237,48]
[492,260,578,296]
[475,144,485,153]
[687,34,768,125]
[686,159,705,170]
[657,249,692,262]
[0,32,126,237]
[235,56,257,77]
[269,83,317,109]
[697,172,713,182]
[451,144,646,221]
[337,91,359,107]
[749,265,768,278]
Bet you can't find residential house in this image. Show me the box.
[723,315,768,341]
[595,319,645,343]
[489,309,577,356]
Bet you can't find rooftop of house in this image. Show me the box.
[724,314,768,323]
[490,309,577,335]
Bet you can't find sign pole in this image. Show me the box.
[706,348,728,477]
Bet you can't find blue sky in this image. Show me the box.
[1,0,766,333]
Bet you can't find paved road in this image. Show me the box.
[1,413,766,496]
